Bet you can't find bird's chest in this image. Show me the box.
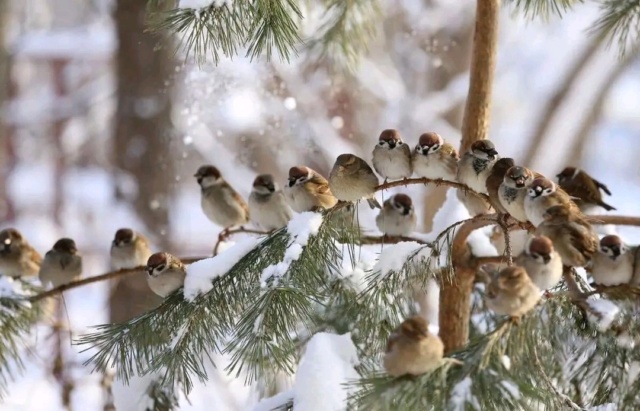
[501,186,519,204]
[374,148,410,176]
[472,158,489,175]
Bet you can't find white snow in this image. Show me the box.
[372,241,431,278]
[0,276,29,299]
[179,0,233,9]
[292,332,359,411]
[499,380,520,399]
[331,245,377,292]
[450,377,480,411]
[252,389,293,411]
[586,296,620,331]
[500,355,511,371]
[183,237,261,301]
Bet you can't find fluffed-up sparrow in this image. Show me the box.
[486,158,516,214]
[375,194,417,237]
[535,205,598,268]
[456,139,499,194]
[283,166,337,212]
[372,129,412,181]
[39,238,82,288]
[248,174,293,231]
[485,265,541,318]
[146,252,186,298]
[0,228,41,278]
[110,228,153,270]
[412,132,458,181]
[329,154,381,209]
[556,166,615,212]
[524,177,578,227]
[499,166,540,223]
[195,165,249,230]
[515,235,563,291]
[590,234,634,286]
[383,315,444,377]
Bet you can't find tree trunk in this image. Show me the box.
[439,0,500,353]
[110,0,175,322]
[0,1,16,222]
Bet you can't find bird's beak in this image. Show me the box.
[288,178,296,187]
[515,178,525,187]
[611,247,621,259]
[402,207,411,216]
[487,149,498,157]
[388,140,396,149]
[542,254,551,264]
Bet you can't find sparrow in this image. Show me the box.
[456,139,499,194]
[146,252,186,298]
[329,154,381,209]
[375,194,417,237]
[283,166,338,212]
[110,228,153,270]
[0,228,41,278]
[248,174,293,231]
[515,235,563,291]
[412,132,459,181]
[371,129,412,181]
[485,265,541,318]
[485,158,516,214]
[383,315,444,377]
[535,205,598,268]
[590,235,634,286]
[499,166,540,223]
[524,177,578,227]
[556,167,615,212]
[195,165,249,231]
[39,238,82,288]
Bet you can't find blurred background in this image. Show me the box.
[0,0,639,410]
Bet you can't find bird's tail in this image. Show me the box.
[367,197,381,209]
[598,200,616,211]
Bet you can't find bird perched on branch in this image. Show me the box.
[515,235,562,291]
[329,154,381,209]
[499,166,541,223]
[110,228,152,270]
[249,174,293,231]
[376,194,417,237]
[556,167,615,212]
[456,140,498,216]
[486,158,516,214]
[383,315,444,377]
[146,252,186,298]
[536,205,598,268]
[0,228,41,278]
[195,165,249,233]
[372,129,412,181]
[39,238,82,288]
[284,166,337,212]
[484,265,541,319]
[590,235,634,286]
[524,177,577,227]
[412,132,459,181]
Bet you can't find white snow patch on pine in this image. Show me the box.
[586,296,619,331]
[179,0,232,9]
[628,361,640,386]
[293,332,359,411]
[467,229,498,257]
[450,377,480,411]
[499,380,520,399]
[252,389,293,411]
[501,355,512,370]
[372,241,431,279]
[184,237,260,301]
[587,404,617,411]
[0,276,29,298]
[332,245,377,292]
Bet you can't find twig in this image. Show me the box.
[213,227,269,256]
[495,215,513,266]
[375,177,490,202]
[359,235,433,247]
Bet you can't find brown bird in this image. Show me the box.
[486,158,516,214]
[284,166,338,212]
[195,165,249,231]
[590,235,634,286]
[39,238,82,288]
[383,315,444,377]
[0,228,41,278]
[329,154,381,209]
[485,265,541,318]
[110,228,153,270]
[146,252,187,298]
[372,129,413,181]
[535,205,598,268]
[515,235,563,291]
[556,167,615,212]
[499,166,541,223]
[412,132,459,181]
[375,194,417,237]
[524,177,578,227]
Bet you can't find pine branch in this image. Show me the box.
[506,0,583,18]
[592,0,640,56]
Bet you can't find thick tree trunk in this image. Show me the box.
[110,1,174,322]
[439,0,500,353]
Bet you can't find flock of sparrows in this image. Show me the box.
[0,130,636,379]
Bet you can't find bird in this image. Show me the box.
[0,228,41,278]
[484,265,541,319]
[590,235,634,286]
[248,174,293,231]
[486,158,516,214]
[372,129,412,181]
[515,235,563,291]
[524,177,578,227]
[556,167,615,213]
[39,238,82,288]
[412,131,459,181]
[194,165,249,232]
[535,205,598,268]
[329,154,381,209]
[456,140,498,216]
[375,194,417,237]
[145,252,187,298]
[499,166,539,223]
[110,228,153,270]
[383,315,444,377]
[283,166,337,212]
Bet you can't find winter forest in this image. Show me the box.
[1,0,640,410]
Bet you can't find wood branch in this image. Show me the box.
[585,215,640,226]
[375,177,489,201]
[359,235,433,246]
[474,255,507,267]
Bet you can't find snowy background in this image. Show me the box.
[1,0,639,410]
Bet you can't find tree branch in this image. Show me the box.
[375,177,489,202]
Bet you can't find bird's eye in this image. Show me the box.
[396,141,403,145]
[378,141,386,146]
[429,144,440,153]
[543,188,553,195]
